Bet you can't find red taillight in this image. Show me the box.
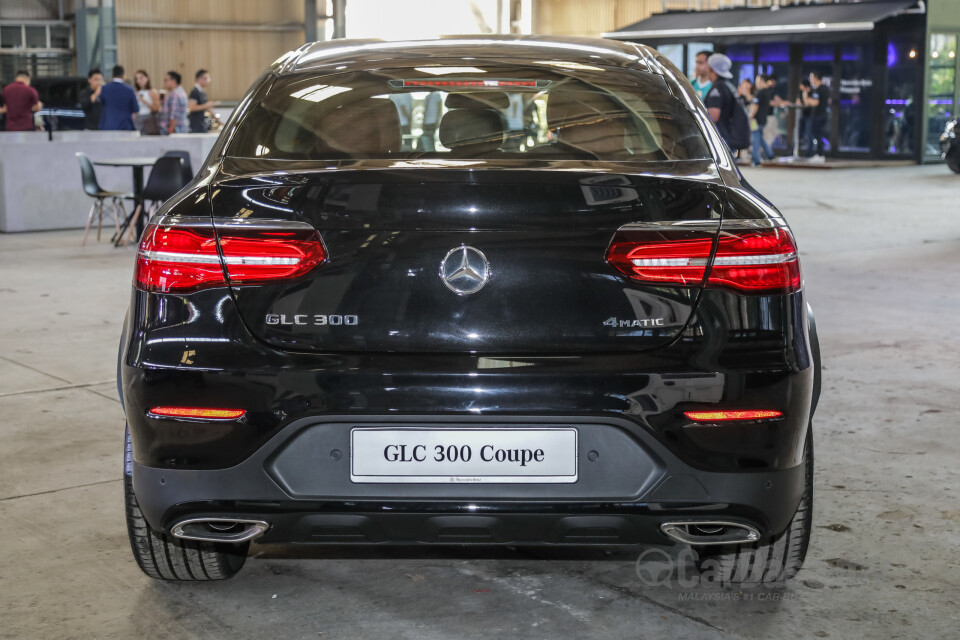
[709,229,801,293]
[684,410,783,422]
[149,407,246,420]
[606,226,801,294]
[135,221,325,293]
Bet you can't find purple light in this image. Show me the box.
[759,43,790,63]
[928,99,954,105]
[887,43,898,68]
[885,99,908,105]
[841,45,866,62]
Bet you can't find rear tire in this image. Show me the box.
[694,424,813,586]
[123,426,249,581]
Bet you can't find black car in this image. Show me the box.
[119,36,820,585]
[942,118,959,174]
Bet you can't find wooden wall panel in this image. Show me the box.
[116,0,304,25]
[117,27,304,102]
[116,0,305,101]
[534,0,675,37]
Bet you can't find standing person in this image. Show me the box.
[159,70,189,135]
[751,75,776,166]
[796,79,813,158]
[188,69,217,133]
[79,69,103,130]
[134,70,160,135]
[2,70,42,132]
[389,93,413,149]
[704,53,749,152]
[736,79,754,164]
[691,50,713,102]
[418,91,442,152]
[99,65,139,131]
[805,71,829,161]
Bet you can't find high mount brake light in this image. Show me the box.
[149,407,247,420]
[606,226,801,294]
[135,220,326,293]
[400,79,539,88]
[684,410,784,422]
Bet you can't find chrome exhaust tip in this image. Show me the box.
[170,518,270,543]
[660,521,761,546]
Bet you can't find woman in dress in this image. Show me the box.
[134,70,160,135]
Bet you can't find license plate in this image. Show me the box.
[350,427,578,483]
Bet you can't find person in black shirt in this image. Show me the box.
[804,71,829,161]
[796,79,814,158]
[750,74,777,166]
[188,68,218,133]
[78,69,103,130]
[704,53,737,148]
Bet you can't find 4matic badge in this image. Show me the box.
[603,317,665,328]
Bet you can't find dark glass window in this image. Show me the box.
[759,43,790,152]
[0,26,23,49]
[726,44,755,85]
[925,33,957,157]
[883,40,921,155]
[838,44,873,153]
[227,65,712,162]
[50,26,71,50]
[24,26,46,49]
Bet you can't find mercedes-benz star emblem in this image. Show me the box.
[440,245,490,295]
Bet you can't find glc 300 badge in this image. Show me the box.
[440,245,490,295]
[265,314,358,326]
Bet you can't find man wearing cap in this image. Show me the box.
[704,53,737,148]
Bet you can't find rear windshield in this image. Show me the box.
[226,64,711,162]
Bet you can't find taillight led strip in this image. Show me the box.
[629,252,797,268]
[139,250,302,267]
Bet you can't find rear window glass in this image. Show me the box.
[226,64,711,162]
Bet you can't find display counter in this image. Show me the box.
[0,131,218,233]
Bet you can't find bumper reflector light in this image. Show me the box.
[149,407,247,420]
[684,410,783,422]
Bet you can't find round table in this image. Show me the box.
[94,157,158,245]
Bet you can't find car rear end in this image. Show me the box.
[119,38,817,580]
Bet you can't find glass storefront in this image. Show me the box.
[838,44,873,153]
[925,33,957,158]
[758,43,790,152]
[800,44,833,155]
[656,44,684,75]
[883,40,921,156]
[727,44,755,85]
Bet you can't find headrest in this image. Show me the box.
[546,92,630,158]
[444,91,510,110]
[546,91,623,125]
[314,101,402,156]
[438,108,505,154]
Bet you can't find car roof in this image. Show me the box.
[277,35,655,75]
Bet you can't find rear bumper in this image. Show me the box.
[121,286,816,546]
[132,413,807,545]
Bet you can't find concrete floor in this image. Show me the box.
[1,165,958,639]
